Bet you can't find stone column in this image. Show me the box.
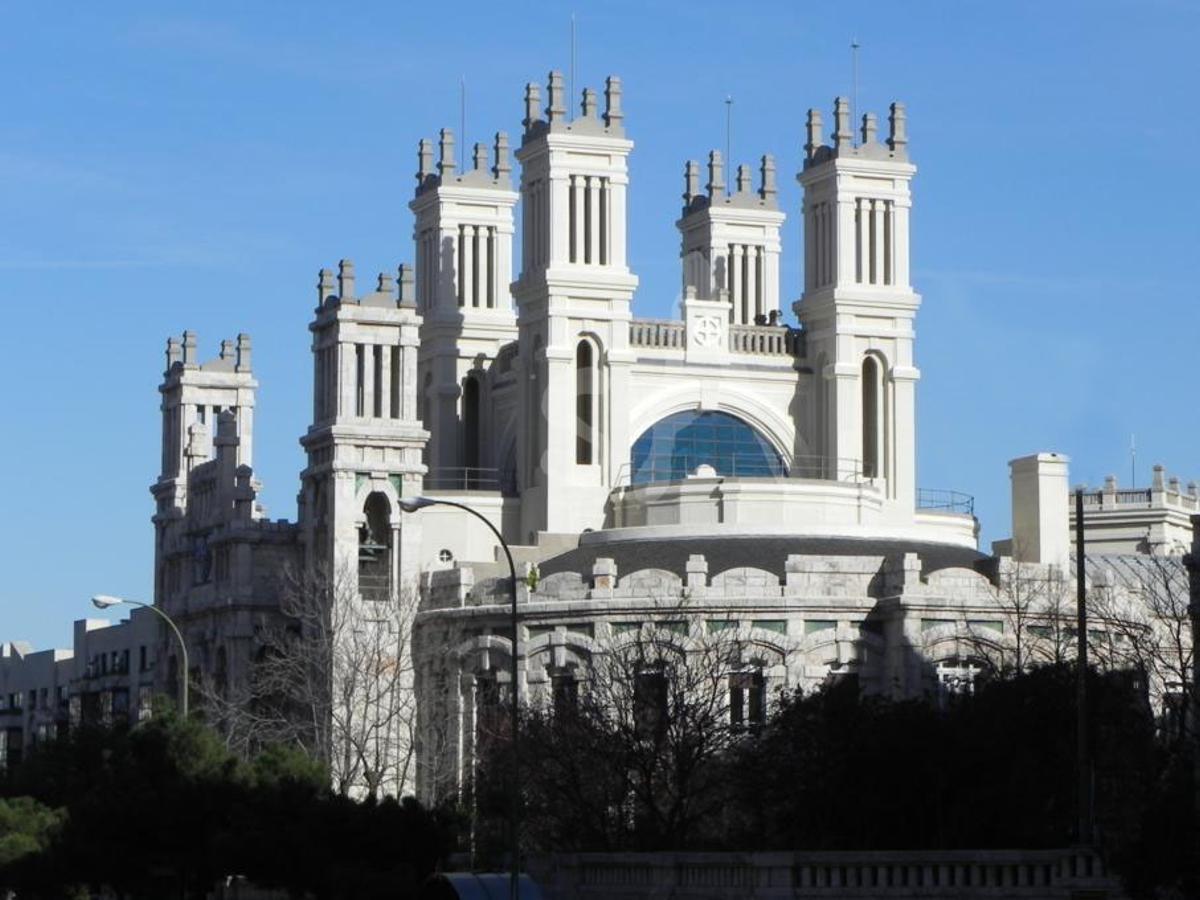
[461,225,475,307]
[836,195,857,287]
[894,198,912,289]
[746,246,760,320]
[730,245,745,324]
[588,176,602,265]
[379,342,392,421]
[571,176,585,262]
[856,198,869,284]
[872,199,886,285]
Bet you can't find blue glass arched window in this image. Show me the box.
[630,410,786,484]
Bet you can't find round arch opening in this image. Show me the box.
[630,409,787,484]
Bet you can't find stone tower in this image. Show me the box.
[299,261,426,597]
[512,71,639,540]
[677,151,786,326]
[796,99,920,512]
[410,129,519,487]
[151,332,258,602]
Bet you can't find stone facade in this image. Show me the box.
[0,610,157,768]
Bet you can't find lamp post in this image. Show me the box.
[398,496,520,900]
[92,595,189,719]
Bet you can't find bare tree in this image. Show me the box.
[200,562,420,798]
[477,600,783,852]
[1088,554,1194,746]
[964,550,1074,678]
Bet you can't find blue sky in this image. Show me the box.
[2,1,1197,649]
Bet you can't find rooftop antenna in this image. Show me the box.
[851,39,861,146]
[724,95,733,195]
[570,13,577,122]
[460,75,466,170]
[1130,433,1136,487]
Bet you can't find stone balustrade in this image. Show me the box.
[629,318,684,349]
[729,323,801,356]
[529,848,1124,899]
[1077,465,1199,512]
[629,318,800,357]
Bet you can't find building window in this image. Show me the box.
[729,671,766,732]
[355,344,366,416]
[575,340,595,465]
[390,346,401,418]
[463,375,480,474]
[214,646,228,698]
[935,657,983,706]
[372,345,384,417]
[630,410,786,484]
[861,355,882,479]
[358,492,392,602]
[475,675,506,750]
[551,670,579,715]
[633,669,668,741]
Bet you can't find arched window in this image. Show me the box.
[358,492,392,601]
[729,668,766,732]
[462,375,480,474]
[630,410,786,484]
[575,340,595,465]
[861,356,883,479]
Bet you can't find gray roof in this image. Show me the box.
[538,535,992,583]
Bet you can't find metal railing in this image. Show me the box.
[613,456,869,488]
[917,488,975,516]
[424,467,515,493]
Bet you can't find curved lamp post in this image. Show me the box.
[92,595,189,719]
[398,496,520,900]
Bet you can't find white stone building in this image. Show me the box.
[2,68,1192,800]
[0,610,157,768]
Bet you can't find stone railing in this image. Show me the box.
[629,319,801,357]
[629,318,685,349]
[529,848,1123,899]
[729,323,801,356]
[1077,465,1199,513]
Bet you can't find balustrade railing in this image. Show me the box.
[728,324,802,356]
[629,319,685,349]
[628,319,801,357]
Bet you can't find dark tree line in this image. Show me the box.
[0,715,452,899]
[475,664,1196,899]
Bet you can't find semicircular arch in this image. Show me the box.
[627,384,800,470]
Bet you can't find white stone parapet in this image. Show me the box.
[603,476,977,548]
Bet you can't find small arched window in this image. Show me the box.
[861,355,882,479]
[575,340,595,465]
[358,492,392,601]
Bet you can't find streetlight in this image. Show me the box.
[91,595,189,719]
[397,497,521,900]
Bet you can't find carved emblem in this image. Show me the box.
[692,315,722,348]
